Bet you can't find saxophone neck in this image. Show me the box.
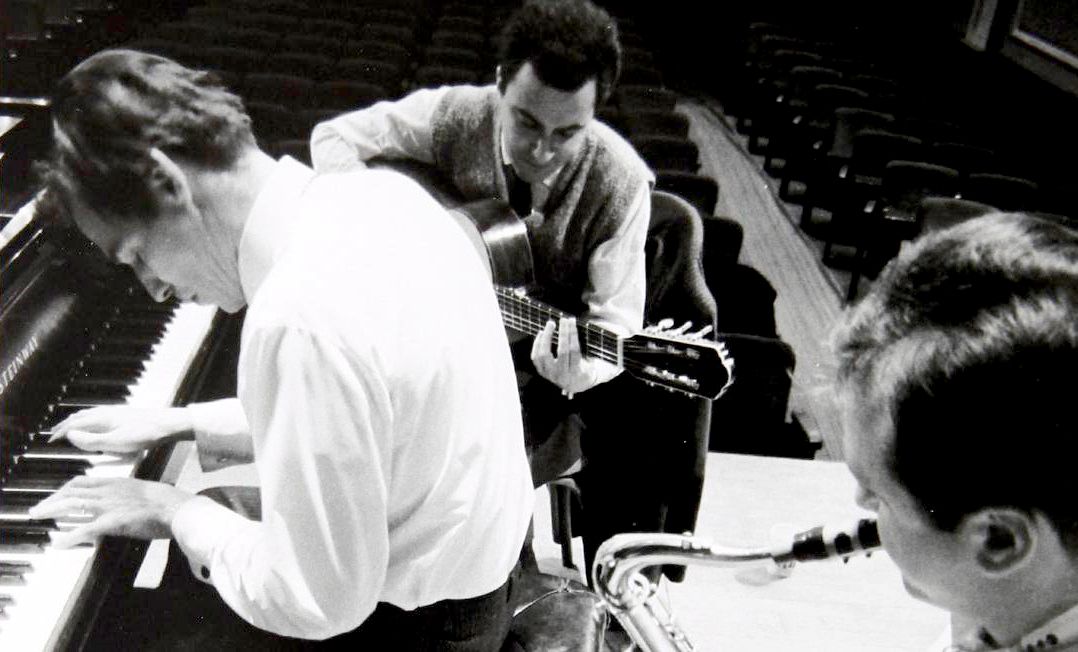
[591,533,773,608]
[590,519,883,652]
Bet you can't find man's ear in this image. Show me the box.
[146,148,193,209]
[962,508,1036,575]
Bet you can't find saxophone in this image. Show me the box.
[591,519,882,652]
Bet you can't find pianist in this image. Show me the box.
[833,212,1078,651]
[28,49,534,649]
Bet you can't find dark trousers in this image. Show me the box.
[512,340,704,585]
[89,486,514,651]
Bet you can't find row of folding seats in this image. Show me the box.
[719,18,1067,300]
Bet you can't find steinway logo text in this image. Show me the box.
[0,334,40,397]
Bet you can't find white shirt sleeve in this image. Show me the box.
[309,86,449,173]
[185,398,253,471]
[172,325,391,640]
[578,180,651,386]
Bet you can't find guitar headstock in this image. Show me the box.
[623,322,734,400]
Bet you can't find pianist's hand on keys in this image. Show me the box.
[27,476,193,548]
[49,405,195,453]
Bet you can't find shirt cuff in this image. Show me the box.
[310,124,367,173]
[185,399,254,471]
[172,494,256,585]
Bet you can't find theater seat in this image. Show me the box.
[962,172,1041,212]
[630,135,700,173]
[335,57,406,92]
[621,109,690,140]
[413,65,479,88]
[548,190,715,584]
[655,170,719,216]
[270,52,335,80]
[614,85,679,113]
[313,80,388,111]
[242,73,314,108]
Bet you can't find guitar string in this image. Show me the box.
[499,315,715,390]
[500,316,619,364]
[498,313,712,360]
[499,312,708,355]
[498,317,709,382]
[496,294,718,386]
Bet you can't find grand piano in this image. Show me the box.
[0,195,243,651]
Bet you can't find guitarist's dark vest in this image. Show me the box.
[429,85,654,316]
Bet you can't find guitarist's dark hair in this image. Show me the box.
[496,0,621,105]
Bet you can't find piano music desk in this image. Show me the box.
[663,453,950,651]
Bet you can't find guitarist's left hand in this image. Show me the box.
[532,317,607,397]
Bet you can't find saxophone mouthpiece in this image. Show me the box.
[780,518,881,563]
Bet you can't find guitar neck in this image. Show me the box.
[494,286,622,368]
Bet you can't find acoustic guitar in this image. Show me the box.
[371,159,734,400]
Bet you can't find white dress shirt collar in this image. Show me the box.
[947,601,1078,651]
[237,156,316,303]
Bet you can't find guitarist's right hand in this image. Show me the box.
[531,317,606,398]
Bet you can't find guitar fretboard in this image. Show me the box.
[494,286,621,367]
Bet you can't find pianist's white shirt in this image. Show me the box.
[170,157,534,639]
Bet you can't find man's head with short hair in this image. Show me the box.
[834,212,1078,636]
[492,0,621,184]
[38,48,255,226]
[496,0,621,105]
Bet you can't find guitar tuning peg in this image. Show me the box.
[670,321,693,336]
[656,318,675,332]
[688,324,714,339]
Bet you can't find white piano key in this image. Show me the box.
[125,302,219,408]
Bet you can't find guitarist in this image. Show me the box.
[310,0,654,492]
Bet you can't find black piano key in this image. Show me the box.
[0,523,55,546]
[2,476,69,492]
[3,519,57,530]
[130,301,176,315]
[61,378,132,399]
[105,317,168,336]
[11,458,91,478]
[0,492,47,507]
[88,340,156,358]
[0,561,33,585]
[79,352,147,368]
[73,359,145,381]
[41,404,98,424]
[97,334,162,348]
[0,541,45,554]
[53,395,127,407]
[21,442,109,461]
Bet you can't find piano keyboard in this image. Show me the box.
[0,297,217,652]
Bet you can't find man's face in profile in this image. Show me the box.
[841,392,979,617]
[498,61,596,184]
